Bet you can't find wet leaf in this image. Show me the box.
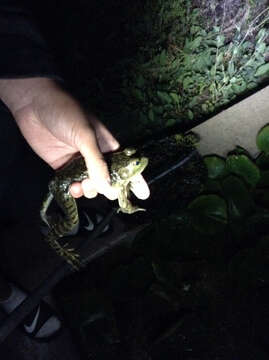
[170,92,180,104]
[256,152,269,169]
[136,74,145,88]
[216,34,225,47]
[188,194,227,235]
[257,124,269,153]
[188,109,194,120]
[222,175,253,218]
[183,77,193,91]
[228,62,235,76]
[257,170,269,188]
[165,119,176,127]
[203,155,227,179]
[231,79,247,94]
[148,108,154,121]
[157,91,172,104]
[159,49,167,66]
[226,154,260,187]
[255,63,269,77]
[132,88,145,102]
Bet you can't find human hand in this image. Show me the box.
[0,78,150,201]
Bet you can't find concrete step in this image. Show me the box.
[192,85,269,157]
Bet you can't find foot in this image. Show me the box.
[0,283,62,340]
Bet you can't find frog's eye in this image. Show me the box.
[135,160,140,166]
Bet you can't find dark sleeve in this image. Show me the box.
[0,1,62,80]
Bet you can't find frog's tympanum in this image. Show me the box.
[40,148,149,269]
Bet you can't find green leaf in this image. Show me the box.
[256,42,266,54]
[256,124,269,153]
[136,74,145,88]
[222,175,253,218]
[187,109,194,120]
[148,108,154,122]
[190,25,203,35]
[256,28,267,42]
[159,50,167,66]
[188,194,227,235]
[231,79,247,94]
[257,170,269,188]
[202,103,208,112]
[246,81,257,90]
[228,62,235,76]
[226,154,260,187]
[255,63,269,77]
[157,91,172,104]
[165,119,176,127]
[216,34,225,47]
[170,93,180,104]
[183,77,193,91]
[232,145,250,156]
[203,155,227,179]
[132,89,145,102]
[191,36,202,50]
[256,152,269,169]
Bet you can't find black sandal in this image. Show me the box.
[22,300,63,342]
[40,208,112,237]
[78,207,112,236]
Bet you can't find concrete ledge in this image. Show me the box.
[192,85,269,157]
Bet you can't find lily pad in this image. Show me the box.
[203,155,227,179]
[257,170,269,188]
[226,154,260,187]
[256,124,269,154]
[221,175,253,218]
[188,194,227,235]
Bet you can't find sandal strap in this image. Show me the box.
[23,301,59,337]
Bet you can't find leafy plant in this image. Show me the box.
[97,1,269,139]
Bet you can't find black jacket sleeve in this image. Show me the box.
[0,1,62,80]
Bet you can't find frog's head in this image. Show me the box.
[111,148,148,183]
[118,156,148,181]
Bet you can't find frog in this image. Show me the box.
[40,148,149,270]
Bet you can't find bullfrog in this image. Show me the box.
[40,148,149,269]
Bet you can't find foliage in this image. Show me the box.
[89,0,269,139]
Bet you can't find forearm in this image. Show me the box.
[0,78,58,116]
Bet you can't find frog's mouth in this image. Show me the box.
[140,157,149,171]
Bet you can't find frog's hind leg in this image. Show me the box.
[45,191,81,269]
[117,185,146,214]
[52,190,80,236]
[40,191,54,227]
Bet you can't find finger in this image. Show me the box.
[76,125,120,200]
[69,182,84,198]
[81,178,98,199]
[130,175,150,199]
[88,116,120,153]
[77,131,117,200]
[87,159,118,200]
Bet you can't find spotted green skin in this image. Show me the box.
[40,148,148,269]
